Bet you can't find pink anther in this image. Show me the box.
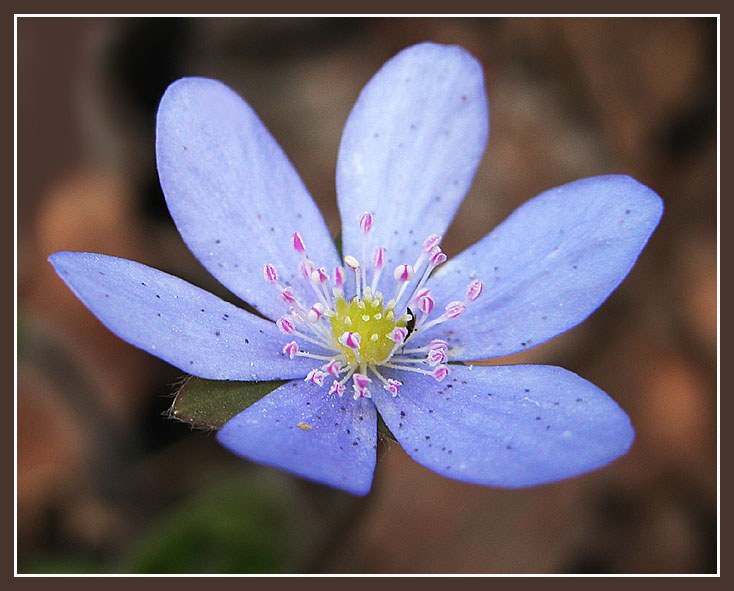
[389,326,408,344]
[426,348,447,366]
[279,286,296,304]
[428,339,449,353]
[329,380,345,397]
[307,303,325,323]
[359,212,373,234]
[432,365,449,382]
[262,263,278,284]
[422,234,442,253]
[292,231,306,255]
[372,247,385,270]
[393,264,414,282]
[282,341,299,359]
[418,292,435,315]
[324,360,342,377]
[299,259,314,280]
[310,266,328,285]
[352,373,372,399]
[465,279,484,302]
[333,266,345,289]
[344,255,360,270]
[444,301,466,320]
[429,248,447,267]
[353,373,372,389]
[306,369,326,386]
[276,316,296,335]
[384,379,402,396]
[339,331,362,350]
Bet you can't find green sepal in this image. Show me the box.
[169,376,287,430]
[376,412,396,442]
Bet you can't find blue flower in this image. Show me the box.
[49,42,663,496]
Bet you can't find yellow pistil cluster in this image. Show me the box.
[329,291,406,365]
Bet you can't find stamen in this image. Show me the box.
[329,380,345,397]
[352,373,372,399]
[324,359,342,376]
[359,213,373,295]
[305,369,327,386]
[307,303,326,323]
[359,212,373,234]
[276,316,296,335]
[422,234,442,253]
[371,366,402,397]
[371,247,386,292]
[339,331,361,351]
[283,341,299,359]
[333,266,345,297]
[426,347,448,366]
[388,327,408,344]
[392,264,414,305]
[272,216,479,406]
[432,365,449,381]
[263,263,278,284]
[344,255,362,300]
[292,231,307,256]
[466,279,484,302]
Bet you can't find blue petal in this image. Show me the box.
[419,175,663,359]
[337,43,488,297]
[372,365,634,488]
[48,251,318,381]
[217,380,377,495]
[156,77,340,321]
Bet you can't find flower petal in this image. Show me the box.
[217,380,377,496]
[48,251,318,380]
[421,175,663,359]
[372,365,634,488]
[156,77,339,321]
[336,42,488,295]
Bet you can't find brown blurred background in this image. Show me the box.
[17,17,717,573]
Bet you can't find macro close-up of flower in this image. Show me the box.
[49,42,663,496]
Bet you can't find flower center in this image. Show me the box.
[262,212,483,399]
[330,293,405,365]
